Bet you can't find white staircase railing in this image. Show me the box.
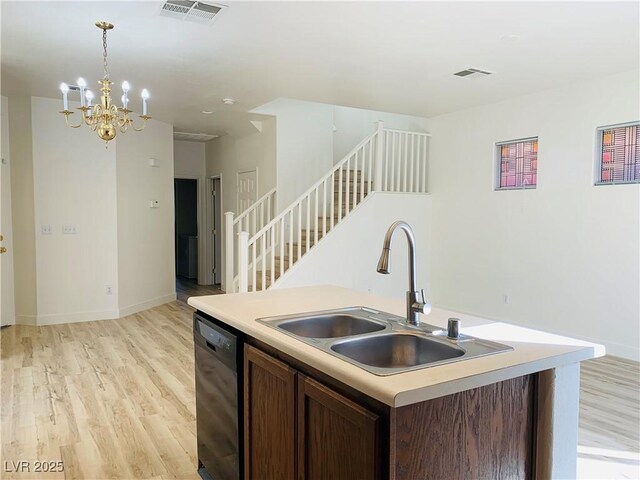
[228,121,430,293]
[224,187,277,292]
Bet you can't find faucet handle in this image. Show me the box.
[413,289,432,315]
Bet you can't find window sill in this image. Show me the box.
[594,181,640,186]
[494,185,537,191]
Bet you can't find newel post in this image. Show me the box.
[238,232,249,293]
[224,212,235,293]
[374,120,384,191]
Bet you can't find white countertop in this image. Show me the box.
[188,285,604,407]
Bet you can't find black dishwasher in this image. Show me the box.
[193,312,244,480]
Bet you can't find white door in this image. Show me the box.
[1,97,15,326]
[237,169,257,215]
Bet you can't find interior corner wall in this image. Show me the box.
[251,99,333,211]
[116,118,175,316]
[332,106,430,162]
[205,117,277,216]
[30,96,119,324]
[428,69,640,360]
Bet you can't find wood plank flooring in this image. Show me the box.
[1,284,638,479]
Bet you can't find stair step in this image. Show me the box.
[252,271,276,290]
[286,241,315,254]
[333,188,369,199]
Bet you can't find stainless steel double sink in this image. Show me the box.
[257,307,512,376]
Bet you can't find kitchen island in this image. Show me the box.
[189,285,603,480]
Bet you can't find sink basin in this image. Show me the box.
[331,333,464,369]
[258,307,512,375]
[277,314,385,338]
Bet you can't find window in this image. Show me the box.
[596,122,640,185]
[495,137,538,190]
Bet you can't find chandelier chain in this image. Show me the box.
[102,28,109,79]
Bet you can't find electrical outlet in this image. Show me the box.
[41,224,53,235]
[503,293,510,305]
[106,285,113,295]
[62,224,78,234]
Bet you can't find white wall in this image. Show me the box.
[1,97,16,326]
[7,96,175,325]
[174,140,207,284]
[7,96,37,324]
[30,97,119,324]
[333,105,430,162]
[276,193,432,301]
[428,69,640,360]
[174,140,206,177]
[205,117,277,216]
[252,99,334,211]
[117,117,176,316]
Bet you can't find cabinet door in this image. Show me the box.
[297,375,381,480]
[244,345,297,480]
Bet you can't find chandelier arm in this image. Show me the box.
[62,112,83,128]
[116,108,129,128]
[129,115,151,132]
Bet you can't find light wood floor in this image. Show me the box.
[1,286,638,479]
[175,277,223,304]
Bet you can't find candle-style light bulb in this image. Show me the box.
[77,77,87,107]
[141,88,149,116]
[121,81,130,109]
[60,83,69,110]
[85,90,94,108]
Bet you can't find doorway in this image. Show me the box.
[174,178,198,284]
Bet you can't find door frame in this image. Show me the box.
[174,174,204,284]
[1,96,15,327]
[205,174,223,286]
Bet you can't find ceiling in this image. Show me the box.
[2,1,638,137]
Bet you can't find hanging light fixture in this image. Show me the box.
[59,21,151,143]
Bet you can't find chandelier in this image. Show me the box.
[59,21,151,143]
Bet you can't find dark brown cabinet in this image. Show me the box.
[297,375,380,480]
[244,345,381,480]
[244,345,297,480]
[244,343,535,480]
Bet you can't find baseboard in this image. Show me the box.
[118,293,177,318]
[36,309,120,326]
[14,314,37,326]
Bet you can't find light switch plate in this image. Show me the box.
[62,224,78,234]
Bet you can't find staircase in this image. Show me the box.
[225,121,430,293]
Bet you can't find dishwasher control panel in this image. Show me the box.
[197,319,234,352]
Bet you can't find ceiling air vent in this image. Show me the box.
[174,131,219,142]
[453,68,494,79]
[158,0,227,25]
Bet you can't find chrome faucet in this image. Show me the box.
[376,221,431,326]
